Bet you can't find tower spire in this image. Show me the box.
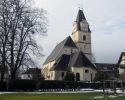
[76,9,86,23]
[76,9,87,31]
[72,9,92,61]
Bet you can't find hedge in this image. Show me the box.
[0,81,7,91]
[1,80,125,91]
[7,79,37,91]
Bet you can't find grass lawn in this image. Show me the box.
[0,92,125,100]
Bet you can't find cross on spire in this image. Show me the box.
[78,4,83,10]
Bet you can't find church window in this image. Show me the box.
[76,73,80,81]
[85,69,89,73]
[61,72,64,77]
[83,35,86,41]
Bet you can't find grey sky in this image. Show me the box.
[34,0,125,66]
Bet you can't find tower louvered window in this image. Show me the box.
[83,35,86,41]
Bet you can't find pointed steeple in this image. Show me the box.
[76,9,86,22]
[75,9,91,32]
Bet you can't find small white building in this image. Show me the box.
[42,9,97,81]
[20,68,41,80]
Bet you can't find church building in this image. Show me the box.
[42,9,97,81]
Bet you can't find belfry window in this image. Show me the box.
[83,35,86,41]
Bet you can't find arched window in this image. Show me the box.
[61,72,64,77]
[76,73,80,81]
[83,35,86,41]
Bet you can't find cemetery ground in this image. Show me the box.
[0,92,125,100]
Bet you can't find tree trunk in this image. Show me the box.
[11,71,16,80]
[0,71,5,82]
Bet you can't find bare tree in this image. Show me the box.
[0,0,10,81]
[0,0,48,81]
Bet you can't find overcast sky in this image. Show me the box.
[33,0,125,66]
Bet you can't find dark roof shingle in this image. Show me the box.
[95,63,117,70]
[43,36,77,65]
[50,51,96,71]
[69,51,96,69]
[50,54,70,71]
[76,10,86,22]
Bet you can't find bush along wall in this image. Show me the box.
[7,79,37,91]
[2,80,125,91]
[0,81,7,91]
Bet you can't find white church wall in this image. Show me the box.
[44,70,67,80]
[119,68,125,74]
[76,42,92,61]
[83,67,96,81]
[72,31,79,42]
[49,71,55,80]
[120,55,125,65]
[71,67,96,81]
[71,67,84,81]
[78,31,91,43]
[42,61,56,80]
[54,71,66,80]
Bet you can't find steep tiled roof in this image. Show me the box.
[50,51,96,71]
[69,51,96,69]
[50,54,70,71]
[43,36,77,65]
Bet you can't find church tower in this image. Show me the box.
[72,9,92,61]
